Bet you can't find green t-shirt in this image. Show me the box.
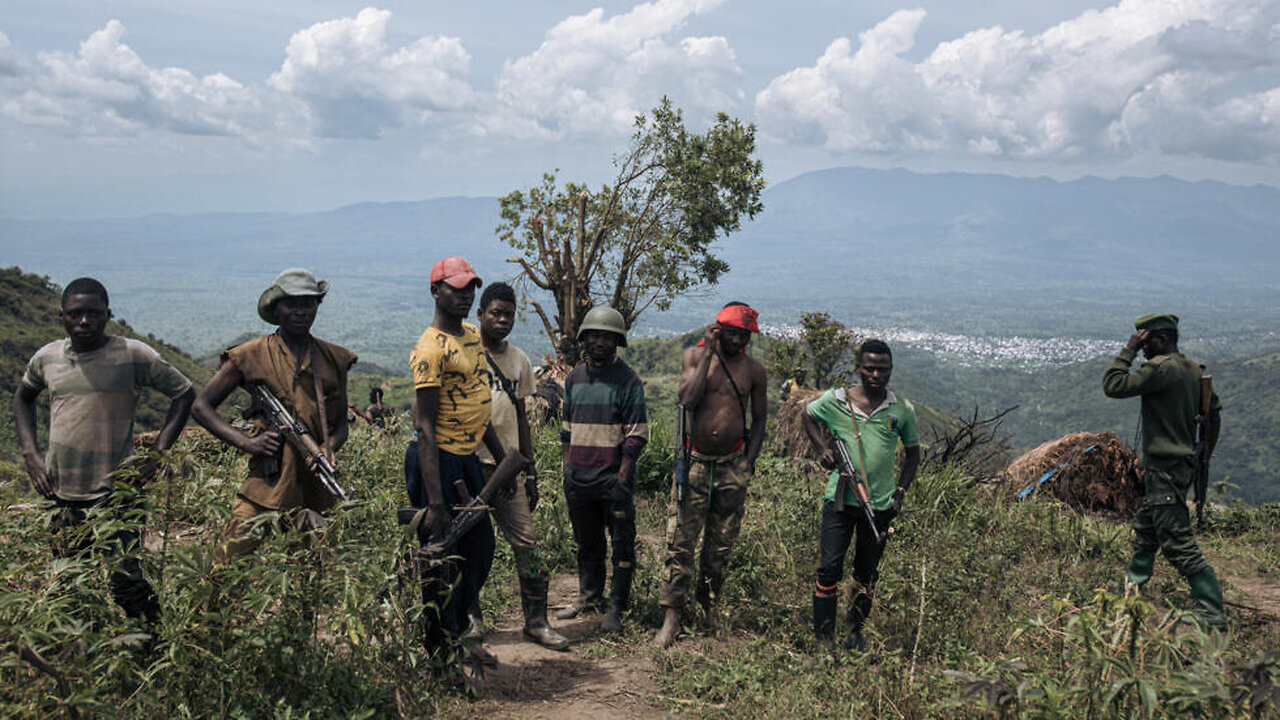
[807,387,919,510]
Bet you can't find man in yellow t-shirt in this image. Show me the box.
[406,256,514,665]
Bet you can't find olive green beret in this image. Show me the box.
[1134,313,1178,332]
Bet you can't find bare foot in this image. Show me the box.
[653,607,682,649]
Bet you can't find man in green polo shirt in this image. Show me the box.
[1103,313,1224,628]
[802,339,921,652]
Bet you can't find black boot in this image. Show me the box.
[521,577,570,650]
[813,592,838,645]
[844,583,874,652]
[602,567,634,633]
[557,555,606,620]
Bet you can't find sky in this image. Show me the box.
[1,0,1278,218]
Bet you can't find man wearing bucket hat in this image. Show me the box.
[1103,313,1225,628]
[193,268,357,562]
[654,302,767,648]
[407,256,518,665]
[557,306,648,633]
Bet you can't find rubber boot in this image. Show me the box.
[557,556,606,620]
[602,567,633,634]
[1187,567,1226,629]
[813,593,838,645]
[844,584,873,652]
[521,577,570,651]
[1126,549,1156,588]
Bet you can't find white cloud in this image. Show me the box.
[755,0,1280,164]
[1,21,261,137]
[483,0,742,139]
[0,31,18,77]
[269,7,475,139]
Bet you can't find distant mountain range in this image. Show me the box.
[3,166,1277,367]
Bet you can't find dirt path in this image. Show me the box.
[468,575,667,719]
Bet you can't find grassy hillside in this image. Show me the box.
[0,268,215,488]
[0,418,1275,718]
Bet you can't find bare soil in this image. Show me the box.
[467,574,667,719]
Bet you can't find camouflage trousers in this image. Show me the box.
[1128,458,1209,581]
[659,448,752,609]
[482,463,547,582]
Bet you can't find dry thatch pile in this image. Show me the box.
[777,387,824,460]
[528,358,572,426]
[1003,431,1144,516]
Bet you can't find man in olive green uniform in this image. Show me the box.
[1103,313,1224,627]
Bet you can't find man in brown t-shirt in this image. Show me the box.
[193,269,357,562]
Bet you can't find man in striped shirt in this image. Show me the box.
[556,306,648,633]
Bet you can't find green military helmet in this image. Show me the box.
[1134,313,1179,332]
[577,306,628,347]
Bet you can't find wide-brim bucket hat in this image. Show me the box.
[258,268,329,324]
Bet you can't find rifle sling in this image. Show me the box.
[485,350,520,405]
[842,389,873,498]
[311,343,329,448]
[710,347,751,439]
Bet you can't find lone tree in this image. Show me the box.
[766,312,859,389]
[497,98,765,364]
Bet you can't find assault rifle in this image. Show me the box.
[1192,370,1214,526]
[399,451,525,556]
[246,382,348,501]
[832,438,884,545]
[674,403,691,507]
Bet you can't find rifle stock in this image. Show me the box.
[401,451,525,555]
[674,403,691,506]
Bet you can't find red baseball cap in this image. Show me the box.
[430,256,482,289]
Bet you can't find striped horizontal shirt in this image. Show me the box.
[561,358,648,488]
[21,336,193,501]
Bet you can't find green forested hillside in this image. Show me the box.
[894,347,1280,503]
[0,267,214,486]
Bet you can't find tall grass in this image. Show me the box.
[1,422,1276,718]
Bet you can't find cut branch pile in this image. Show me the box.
[133,426,227,473]
[1003,431,1144,516]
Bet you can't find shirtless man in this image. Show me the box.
[654,302,767,648]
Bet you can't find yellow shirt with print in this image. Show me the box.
[410,323,492,455]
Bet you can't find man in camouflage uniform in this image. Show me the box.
[654,302,767,648]
[1103,313,1224,627]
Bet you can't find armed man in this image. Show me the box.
[192,269,357,562]
[654,302,767,649]
[557,306,648,634]
[1103,313,1224,628]
[406,256,517,666]
[802,339,920,652]
[472,281,570,651]
[14,277,194,627]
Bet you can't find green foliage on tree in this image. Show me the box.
[766,311,859,389]
[497,98,765,363]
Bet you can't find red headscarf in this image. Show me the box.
[697,304,760,351]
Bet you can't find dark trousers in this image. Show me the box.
[564,479,636,605]
[51,494,160,623]
[817,501,895,631]
[404,441,495,647]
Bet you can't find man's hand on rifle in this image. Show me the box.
[817,445,836,471]
[243,430,282,457]
[424,503,450,541]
